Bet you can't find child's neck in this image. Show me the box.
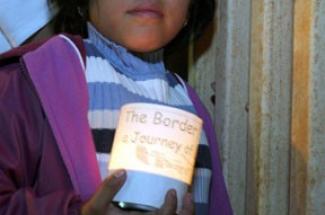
[132,50,164,64]
[87,22,166,77]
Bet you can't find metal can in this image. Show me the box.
[116,202,156,212]
[109,103,202,212]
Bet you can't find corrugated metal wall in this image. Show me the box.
[189,0,325,214]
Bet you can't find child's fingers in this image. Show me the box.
[179,193,194,215]
[97,170,127,206]
[81,170,126,215]
[158,189,177,215]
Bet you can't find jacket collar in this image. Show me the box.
[22,35,101,201]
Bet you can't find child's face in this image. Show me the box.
[89,0,191,52]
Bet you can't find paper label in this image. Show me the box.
[109,103,202,184]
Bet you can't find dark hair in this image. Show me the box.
[51,0,215,44]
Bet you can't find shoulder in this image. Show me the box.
[0,34,85,117]
[0,55,47,175]
[0,34,86,67]
[0,56,40,117]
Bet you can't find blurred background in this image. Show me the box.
[185,0,325,215]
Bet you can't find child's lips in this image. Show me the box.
[127,5,163,18]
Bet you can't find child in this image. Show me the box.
[0,0,232,214]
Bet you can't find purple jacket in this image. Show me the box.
[0,35,232,215]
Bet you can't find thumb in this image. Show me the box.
[158,189,177,215]
[82,170,126,215]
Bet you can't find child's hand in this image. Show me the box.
[81,169,194,215]
[81,169,127,215]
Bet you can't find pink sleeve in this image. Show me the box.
[0,62,82,215]
[0,185,81,214]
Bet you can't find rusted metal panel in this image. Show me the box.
[248,0,293,215]
[291,0,325,214]
[190,0,324,214]
[190,1,251,214]
[308,1,325,213]
[290,0,311,214]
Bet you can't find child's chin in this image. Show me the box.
[119,33,167,52]
[124,41,165,53]
[128,46,161,53]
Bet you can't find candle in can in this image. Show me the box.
[108,103,203,212]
